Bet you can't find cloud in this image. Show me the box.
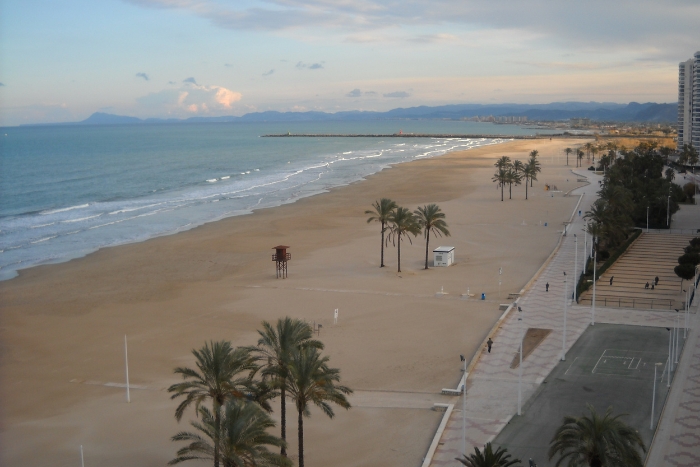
[124,0,700,59]
[135,72,149,81]
[383,91,410,98]
[183,77,198,85]
[224,63,233,67]
[136,81,242,117]
[0,82,5,86]
[262,69,275,76]
[346,88,362,98]
[168,81,177,85]
[296,61,324,70]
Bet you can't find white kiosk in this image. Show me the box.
[433,246,455,267]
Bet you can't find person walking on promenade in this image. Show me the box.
[645,282,650,289]
[609,276,614,286]
[655,276,659,285]
[546,282,549,292]
[487,338,493,353]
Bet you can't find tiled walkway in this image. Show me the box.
[427,169,699,466]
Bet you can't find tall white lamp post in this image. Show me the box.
[651,362,663,429]
[573,234,578,302]
[591,246,597,325]
[517,306,524,416]
[667,328,672,386]
[460,354,466,457]
[80,445,85,467]
[562,272,568,361]
[124,335,131,403]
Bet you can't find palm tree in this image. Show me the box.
[565,147,572,166]
[505,167,522,200]
[252,318,323,457]
[169,401,291,467]
[528,150,541,187]
[414,204,451,269]
[168,341,257,467]
[492,167,508,201]
[386,206,421,272]
[286,348,352,467]
[548,405,645,467]
[577,149,584,168]
[456,442,521,467]
[365,198,397,268]
[495,155,512,169]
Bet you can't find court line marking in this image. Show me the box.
[564,357,579,375]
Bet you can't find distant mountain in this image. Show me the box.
[22,102,678,127]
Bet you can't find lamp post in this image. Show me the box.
[591,246,597,325]
[573,234,578,303]
[684,291,688,338]
[460,354,466,457]
[562,272,568,361]
[667,188,671,227]
[651,362,663,429]
[583,225,588,278]
[647,206,649,233]
[517,306,524,416]
[667,327,672,386]
[675,311,680,364]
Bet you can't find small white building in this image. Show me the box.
[433,246,455,267]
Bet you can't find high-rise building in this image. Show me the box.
[693,51,700,150]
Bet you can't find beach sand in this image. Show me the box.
[0,138,591,466]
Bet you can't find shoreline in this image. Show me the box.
[0,137,592,467]
[0,136,507,282]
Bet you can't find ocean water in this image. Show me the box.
[0,120,557,280]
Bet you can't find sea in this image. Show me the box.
[0,120,559,281]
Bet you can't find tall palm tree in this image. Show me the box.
[528,150,541,187]
[365,198,397,268]
[548,405,645,467]
[286,348,352,467]
[252,318,323,457]
[169,401,291,467]
[577,149,584,168]
[495,155,512,169]
[414,204,451,269]
[386,206,421,272]
[505,167,522,200]
[456,442,521,467]
[492,167,508,201]
[565,147,572,166]
[168,341,257,467]
[584,142,593,161]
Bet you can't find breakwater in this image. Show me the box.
[262,133,562,139]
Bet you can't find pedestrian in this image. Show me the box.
[651,283,655,290]
[546,282,549,292]
[645,282,650,289]
[609,276,614,285]
[487,338,493,353]
[529,459,537,467]
[655,276,659,285]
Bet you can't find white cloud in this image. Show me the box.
[136,81,242,116]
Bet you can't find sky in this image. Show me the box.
[0,0,698,126]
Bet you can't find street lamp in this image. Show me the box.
[666,327,672,386]
[517,306,524,416]
[667,188,671,227]
[562,271,568,361]
[591,245,597,326]
[460,354,466,457]
[573,234,578,303]
[651,362,663,429]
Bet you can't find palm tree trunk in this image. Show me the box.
[380,222,385,267]
[526,178,529,200]
[397,233,402,272]
[298,407,305,467]
[280,386,287,456]
[424,229,430,269]
[214,406,221,467]
[501,183,504,201]
[509,183,512,199]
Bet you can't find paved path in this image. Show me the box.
[427,168,698,466]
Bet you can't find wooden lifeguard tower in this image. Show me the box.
[272,245,290,278]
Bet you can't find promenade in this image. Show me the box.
[426,169,699,466]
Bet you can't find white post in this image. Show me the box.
[675,315,680,364]
[462,356,466,456]
[583,228,587,278]
[334,308,338,325]
[80,445,84,467]
[685,290,689,338]
[651,364,660,429]
[591,247,597,325]
[124,335,130,403]
[574,235,578,303]
[669,327,674,374]
[499,267,502,298]
[647,206,649,233]
[562,274,568,361]
[518,314,523,416]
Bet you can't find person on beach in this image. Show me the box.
[546,282,549,292]
[609,276,614,285]
[487,338,493,353]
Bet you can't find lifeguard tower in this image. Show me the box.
[272,245,291,278]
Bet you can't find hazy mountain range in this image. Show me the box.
[27,101,677,126]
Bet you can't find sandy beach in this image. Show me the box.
[0,137,591,466]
